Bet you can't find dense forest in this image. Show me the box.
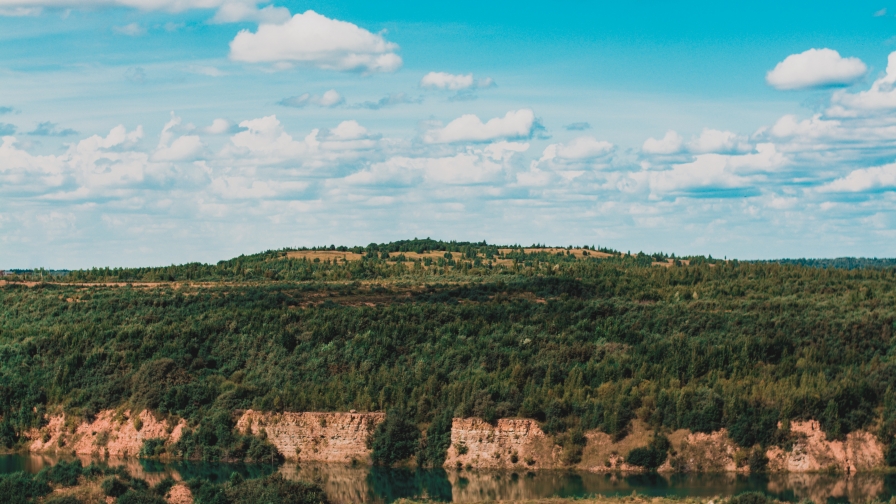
[1,239,895,468]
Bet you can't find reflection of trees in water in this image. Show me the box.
[366,467,453,503]
[2,454,895,503]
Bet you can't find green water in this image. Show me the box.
[1,454,894,503]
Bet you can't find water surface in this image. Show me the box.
[2,454,894,503]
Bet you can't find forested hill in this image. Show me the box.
[754,257,896,270]
[1,239,895,464]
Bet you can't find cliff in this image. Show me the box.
[26,411,889,473]
[26,409,185,458]
[235,410,385,463]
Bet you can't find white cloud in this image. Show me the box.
[831,51,896,111]
[278,89,344,108]
[642,130,683,155]
[687,129,750,154]
[229,10,402,73]
[766,48,867,90]
[539,136,614,168]
[203,118,233,134]
[874,8,887,16]
[113,22,145,36]
[152,113,203,162]
[0,0,288,23]
[424,109,536,144]
[419,72,495,91]
[819,163,896,192]
[345,142,527,187]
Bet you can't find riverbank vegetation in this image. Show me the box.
[1,239,895,468]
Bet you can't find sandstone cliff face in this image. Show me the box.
[235,410,384,463]
[27,410,185,458]
[443,418,561,470]
[765,420,884,473]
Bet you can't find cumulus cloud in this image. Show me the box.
[229,10,401,73]
[424,109,537,144]
[278,89,344,108]
[419,72,495,91]
[819,163,896,193]
[642,130,683,155]
[28,122,77,137]
[766,48,867,90]
[203,118,236,134]
[687,129,751,154]
[831,51,896,111]
[345,141,527,187]
[152,113,203,162]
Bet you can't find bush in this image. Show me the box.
[747,447,769,473]
[36,459,83,487]
[139,438,166,458]
[886,442,896,467]
[625,434,670,470]
[116,490,167,504]
[0,472,51,504]
[102,476,129,497]
[728,492,771,504]
[370,410,421,466]
[416,409,453,467]
[44,497,83,504]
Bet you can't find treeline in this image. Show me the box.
[756,258,896,270]
[1,253,896,466]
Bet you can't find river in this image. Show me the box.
[1,454,894,503]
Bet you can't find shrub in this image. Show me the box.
[728,492,771,504]
[626,434,670,470]
[0,472,51,504]
[36,460,83,487]
[886,442,896,467]
[139,438,166,458]
[44,496,83,504]
[102,476,129,497]
[116,490,167,504]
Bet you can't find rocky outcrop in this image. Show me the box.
[661,428,743,473]
[235,410,384,463]
[27,410,185,458]
[765,420,885,473]
[443,418,561,470]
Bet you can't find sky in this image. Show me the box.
[2,1,896,268]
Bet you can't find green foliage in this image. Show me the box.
[44,496,83,504]
[885,441,896,467]
[747,447,769,473]
[115,490,167,504]
[625,434,671,470]
[727,403,779,448]
[371,410,421,466]
[416,409,453,468]
[727,492,771,504]
[102,476,129,497]
[36,459,83,487]
[189,473,329,504]
[139,438,166,458]
[0,471,51,504]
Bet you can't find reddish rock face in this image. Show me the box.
[443,418,561,470]
[235,410,385,463]
[766,421,885,473]
[26,410,185,458]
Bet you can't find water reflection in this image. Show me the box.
[1,454,894,504]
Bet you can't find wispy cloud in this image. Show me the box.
[353,93,422,110]
[113,23,145,36]
[278,90,344,108]
[28,122,77,137]
[565,122,591,131]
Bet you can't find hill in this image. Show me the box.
[0,239,895,468]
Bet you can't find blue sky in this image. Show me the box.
[2,1,896,267]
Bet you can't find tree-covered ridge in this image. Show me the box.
[1,253,896,464]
